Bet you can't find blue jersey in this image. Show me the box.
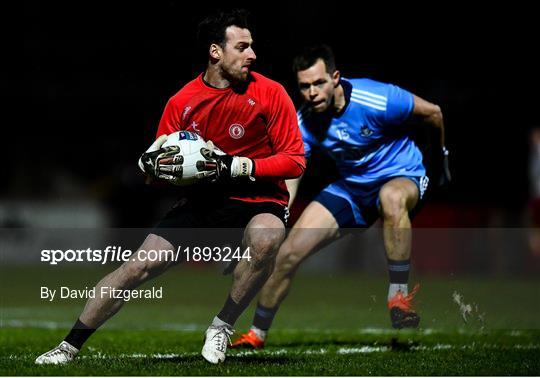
[298,78,425,186]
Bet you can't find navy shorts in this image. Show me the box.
[314,176,429,228]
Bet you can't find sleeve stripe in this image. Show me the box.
[350,98,387,111]
[351,92,387,107]
[352,88,387,101]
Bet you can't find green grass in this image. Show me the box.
[1,266,540,375]
[2,328,539,375]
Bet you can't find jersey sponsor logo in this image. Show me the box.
[360,125,373,137]
[329,147,364,161]
[329,145,378,162]
[247,98,256,106]
[229,124,245,139]
[178,131,199,141]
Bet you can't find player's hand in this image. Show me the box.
[438,146,451,186]
[196,141,254,183]
[138,135,183,181]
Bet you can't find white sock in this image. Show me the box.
[388,283,408,301]
[211,316,232,328]
[250,326,267,341]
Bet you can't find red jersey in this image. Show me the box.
[156,72,305,206]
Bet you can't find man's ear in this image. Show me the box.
[209,43,222,60]
[332,70,341,87]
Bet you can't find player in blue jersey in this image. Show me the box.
[232,44,450,349]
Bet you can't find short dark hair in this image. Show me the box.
[292,44,336,74]
[197,9,251,57]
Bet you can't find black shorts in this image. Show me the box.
[152,196,289,248]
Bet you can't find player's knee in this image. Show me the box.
[275,240,304,275]
[379,186,407,221]
[276,253,302,276]
[245,227,285,266]
[143,233,174,252]
[246,228,285,255]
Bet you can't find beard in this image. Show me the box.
[221,64,250,83]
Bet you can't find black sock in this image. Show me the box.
[387,258,410,284]
[252,303,278,331]
[216,295,250,326]
[64,318,96,350]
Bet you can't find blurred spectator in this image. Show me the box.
[527,128,540,261]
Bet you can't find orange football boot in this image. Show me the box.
[388,284,420,329]
[230,329,265,349]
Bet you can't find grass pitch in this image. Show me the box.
[1,266,539,375]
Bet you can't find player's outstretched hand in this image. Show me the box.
[138,135,183,181]
[438,146,452,186]
[196,141,254,183]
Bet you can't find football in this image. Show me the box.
[161,130,208,186]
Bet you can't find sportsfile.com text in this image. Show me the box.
[40,246,251,265]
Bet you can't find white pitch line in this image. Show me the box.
[6,344,540,361]
[1,318,205,331]
[1,318,536,338]
[0,320,461,336]
[3,319,73,329]
[338,346,389,353]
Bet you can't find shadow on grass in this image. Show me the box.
[143,355,294,365]
[270,337,418,351]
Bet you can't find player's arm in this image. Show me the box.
[285,174,304,208]
[411,95,446,149]
[385,84,446,150]
[250,85,306,179]
[384,82,450,184]
[198,138,304,182]
[285,109,312,207]
[410,94,451,184]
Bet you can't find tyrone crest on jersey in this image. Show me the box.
[229,124,245,139]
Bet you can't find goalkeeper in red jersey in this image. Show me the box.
[35,9,305,365]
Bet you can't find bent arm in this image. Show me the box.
[285,174,304,208]
[411,94,446,148]
[254,85,306,179]
[253,154,305,179]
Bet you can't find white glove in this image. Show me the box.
[196,141,254,182]
[138,135,183,180]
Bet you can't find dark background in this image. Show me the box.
[4,1,538,227]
